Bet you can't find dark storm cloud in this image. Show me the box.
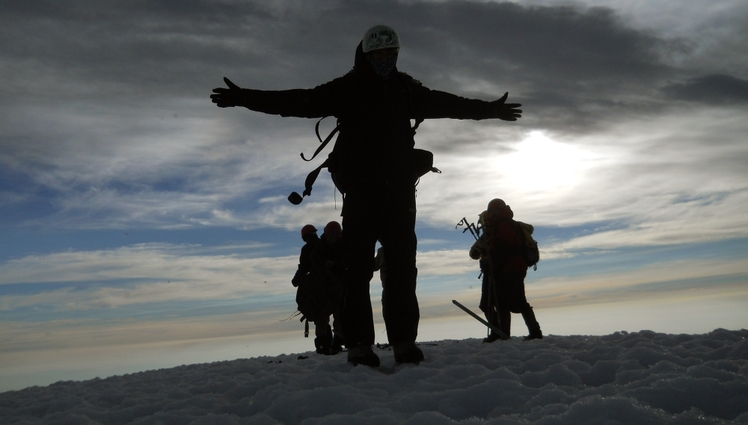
[416,3,670,80]
[2,1,679,99]
[1,0,274,94]
[663,74,748,104]
[316,1,683,134]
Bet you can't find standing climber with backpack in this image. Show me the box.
[211,25,522,366]
[291,224,326,350]
[482,198,543,341]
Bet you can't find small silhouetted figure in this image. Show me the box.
[292,224,324,348]
[309,221,346,355]
[212,25,521,366]
[481,199,542,341]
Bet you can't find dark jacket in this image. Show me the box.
[238,43,507,188]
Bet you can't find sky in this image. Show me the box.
[2,330,747,424]
[1,0,748,392]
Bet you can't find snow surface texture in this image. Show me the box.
[2,330,747,425]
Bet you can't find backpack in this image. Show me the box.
[295,281,317,321]
[514,221,540,270]
[287,116,440,205]
[482,211,539,271]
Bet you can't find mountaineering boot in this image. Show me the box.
[521,306,543,341]
[347,345,380,367]
[482,333,503,343]
[315,332,333,355]
[393,341,424,364]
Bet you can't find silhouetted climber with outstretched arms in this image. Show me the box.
[211,25,521,367]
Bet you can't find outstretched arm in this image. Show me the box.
[210,77,339,118]
[413,85,522,121]
[491,92,522,122]
[211,77,245,108]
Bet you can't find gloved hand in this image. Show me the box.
[491,92,522,121]
[210,77,244,108]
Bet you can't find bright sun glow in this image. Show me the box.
[496,131,595,192]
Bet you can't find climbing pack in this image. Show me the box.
[513,220,540,270]
[287,117,440,205]
[480,211,540,271]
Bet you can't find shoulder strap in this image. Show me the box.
[288,158,330,205]
[300,116,339,162]
[289,117,339,205]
